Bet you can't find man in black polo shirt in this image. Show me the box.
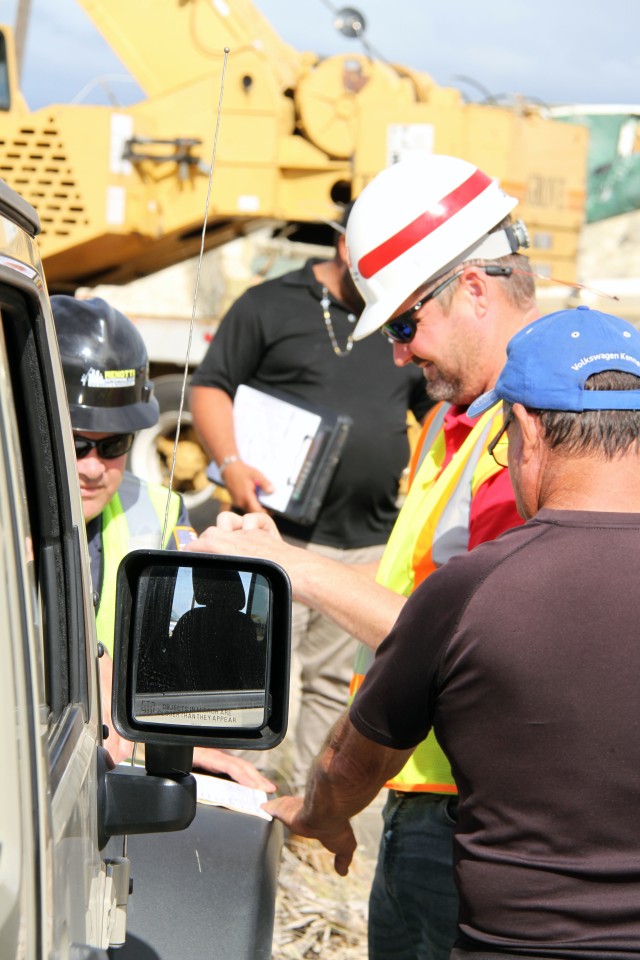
[264,305,640,959]
[190,210,431,788]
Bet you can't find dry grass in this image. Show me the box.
[272,837,375,959]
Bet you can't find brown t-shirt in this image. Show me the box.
[351,508,640,958]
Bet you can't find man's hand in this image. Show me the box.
[191,512,295,570]
[104,725,134,765]
[222,460,273,513]
[262,715,412,877]
[263,795,357,877]
[215,510,281,536]
[192,510,404,652]
[192,747,276,792]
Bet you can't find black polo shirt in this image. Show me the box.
[191,260,431,548]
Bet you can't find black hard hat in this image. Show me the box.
[51,296,159,433]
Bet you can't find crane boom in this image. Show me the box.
[0,0,587,290]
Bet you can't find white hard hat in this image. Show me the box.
[346,155,522,340]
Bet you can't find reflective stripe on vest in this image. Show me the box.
[96,473,183,657]
[351,403,504,793]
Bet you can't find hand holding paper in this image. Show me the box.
[206,386,351,526]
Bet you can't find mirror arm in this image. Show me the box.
[97,746,196,850]
[145,743,194,777]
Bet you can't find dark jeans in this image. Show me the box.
[369,790,459,960]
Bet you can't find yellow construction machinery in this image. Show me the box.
[0,0,587,289]
[0,0,589,522]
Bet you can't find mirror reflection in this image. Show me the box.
[133,564,270,729]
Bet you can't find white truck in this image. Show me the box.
[0,178,290,959]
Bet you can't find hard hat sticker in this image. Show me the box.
[81,367,136,388]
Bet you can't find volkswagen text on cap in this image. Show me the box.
[467,306,640,418]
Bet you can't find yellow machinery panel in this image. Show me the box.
[354,100,587,282]
[0,1,588,290]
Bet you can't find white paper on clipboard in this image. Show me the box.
[207,385,323,513]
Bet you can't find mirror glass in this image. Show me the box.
[132,564,270,730]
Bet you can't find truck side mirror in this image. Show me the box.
[112,550,291,750]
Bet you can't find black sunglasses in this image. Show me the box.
[74,433,134,460]
[381,263,515,345]
[381,270,464,344]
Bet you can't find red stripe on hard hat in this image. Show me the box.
[358,168,493,279]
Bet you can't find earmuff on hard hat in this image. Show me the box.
[51,295,159,433]
[346,154,528,341]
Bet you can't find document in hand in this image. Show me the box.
[206,385,351,525]
[192,772,272,820]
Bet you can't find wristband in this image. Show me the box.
[218,454,240,475]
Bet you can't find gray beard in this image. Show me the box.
[422,372,465,405]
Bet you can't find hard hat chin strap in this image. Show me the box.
[142,381,155,403]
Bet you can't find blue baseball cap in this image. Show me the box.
[467,306,640,418]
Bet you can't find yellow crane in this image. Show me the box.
[0,0,587,290]
[0,1,589,523]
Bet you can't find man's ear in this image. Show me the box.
[459,265,489,317]
[512,403,542,461]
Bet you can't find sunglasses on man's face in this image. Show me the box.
[74,433,134,460]
[381,270,464,344]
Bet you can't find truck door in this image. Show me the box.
[0,262,109,957]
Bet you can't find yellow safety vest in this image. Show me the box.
[351,402,505,792]
[95,473,187,657]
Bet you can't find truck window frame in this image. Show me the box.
[0,32,10,111]
[0,283,90,734]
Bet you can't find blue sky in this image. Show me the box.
[1,0,639,111]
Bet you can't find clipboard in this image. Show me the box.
[206,384,352,526]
